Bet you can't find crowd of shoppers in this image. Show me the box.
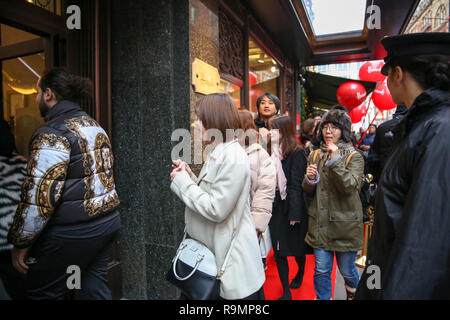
[1,32,448,301]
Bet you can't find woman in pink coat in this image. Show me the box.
[237,109,276,271]
[238,109,276,233]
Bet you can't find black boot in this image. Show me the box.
[345,284,356,300]
[290,256,306,289]
[275,253,292,300]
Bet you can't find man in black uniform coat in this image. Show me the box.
[356,33,450,300]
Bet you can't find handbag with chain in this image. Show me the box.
[165,225,239,300]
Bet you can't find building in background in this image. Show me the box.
[309,62,365,80]
[405,0,449,33]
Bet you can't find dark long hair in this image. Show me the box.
[268,115,300,159]
[39,68,92,103]
[389,54,450,91]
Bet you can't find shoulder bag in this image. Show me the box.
[165,223,241,300]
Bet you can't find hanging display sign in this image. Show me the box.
[192,58,221,95]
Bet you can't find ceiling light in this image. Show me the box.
[258,53,265,63]
[8,84,37,95]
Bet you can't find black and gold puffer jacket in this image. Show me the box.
[8,100,120,248]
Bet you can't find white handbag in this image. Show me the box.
[166,227,239,300]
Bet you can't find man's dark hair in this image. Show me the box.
[389,54,450,91]
[39,68,92,103]
[312,111,322,119]
[256,93,281,112]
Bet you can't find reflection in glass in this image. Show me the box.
[2,53,45,158]
[25,0,62,15]
[248,37,280,113]
[0,24,40,47]
[220,79,241,108]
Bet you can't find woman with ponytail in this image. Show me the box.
[356,33,450,300]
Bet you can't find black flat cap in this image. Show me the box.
[381,32,450,76]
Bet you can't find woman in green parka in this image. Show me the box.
[302,108,364,300]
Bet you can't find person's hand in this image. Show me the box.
[170,159,185,181]
[11,246,30,276]
[172,160,192,177]
[306,164,318,181]
[326,142,339,158]
[290,221,300,226]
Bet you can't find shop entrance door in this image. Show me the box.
[1,0,121,299]
[0,24,49,158]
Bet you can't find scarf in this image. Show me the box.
[319,140,355,160]
[270,130,287,200]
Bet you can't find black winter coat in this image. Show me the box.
[269,147,311,257]
[368,107,407,183]
[356,89,450,300]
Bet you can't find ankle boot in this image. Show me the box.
[277,290,292,300]
[290,256,306,289]
[345,284,356,300]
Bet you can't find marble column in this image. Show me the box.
[110,0,190,299]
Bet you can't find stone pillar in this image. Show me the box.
[110,0,190,299]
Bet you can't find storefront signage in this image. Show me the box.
[192,58,221,95]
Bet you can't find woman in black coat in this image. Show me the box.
[356,33,450,300]
[268,115,310,300]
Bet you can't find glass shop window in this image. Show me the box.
[25,0,62,15]
[248,37,280,114]
[1,25,45,158]
[220,79,241,108]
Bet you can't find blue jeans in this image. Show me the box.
[313,249,360,300]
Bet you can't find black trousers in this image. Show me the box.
[0,250,27,300]
[25,213,120,300]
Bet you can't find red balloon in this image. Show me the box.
[348,104,367,123]
[372,81,397,111]
[336,81,367,110]
[359,60,386,82]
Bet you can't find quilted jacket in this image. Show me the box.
[8,100,120,248]
[245,143,276,233]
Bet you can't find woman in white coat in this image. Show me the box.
[170,93,266,300]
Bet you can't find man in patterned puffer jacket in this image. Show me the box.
[7,68,120,300]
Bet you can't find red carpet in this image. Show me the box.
[263,249,337,300]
